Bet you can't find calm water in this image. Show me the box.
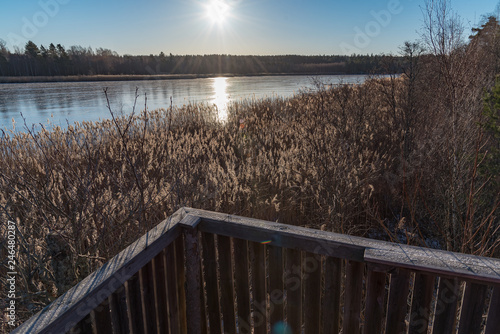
[0,74,368,131]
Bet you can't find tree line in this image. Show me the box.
[0,40,397,77]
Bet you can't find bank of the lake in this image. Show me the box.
[0,72,364,84]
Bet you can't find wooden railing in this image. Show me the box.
[13,207,500,334]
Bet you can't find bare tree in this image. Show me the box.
[420,0,496,253]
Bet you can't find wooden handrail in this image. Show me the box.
[13,207,500,333]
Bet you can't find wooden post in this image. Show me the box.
[140,261,157,334]
[363,269,386,334]
[285,248,302,334]
[184,228,203,334]
[250,242,267,334]
[409,273,436,334]
[217,235,237,334]
[90,299,113,334]
[201,232,222,333]
[322,257,342,334]
[233,238,251,334]
[109,287,129,334]
[153,251,169,334]
[457,282,487,334]
[385,268,410,334]
[166,242,180,334]
[485,286,500,334]
[268,245,284,329]
[303,251,321,334]
[343,260,364,334]
[431,277,459,334]
[175,236,188,334]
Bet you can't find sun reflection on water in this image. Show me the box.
[211,77,229,121]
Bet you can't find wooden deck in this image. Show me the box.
[13,207,500,334]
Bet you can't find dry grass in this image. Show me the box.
[0,77,498,327]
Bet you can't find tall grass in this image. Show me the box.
[0,77,498,326]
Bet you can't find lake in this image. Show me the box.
[0,74,369,131]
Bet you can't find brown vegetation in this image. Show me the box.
[2,1,500,327]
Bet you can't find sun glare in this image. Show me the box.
[206,0,230,25]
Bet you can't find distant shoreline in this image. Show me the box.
[0,72,365,84]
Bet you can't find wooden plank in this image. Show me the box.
[343,260,364,334]
[12,208,185,334]
[125,273,144,334]
[303,251,321,334]
[175,236,187,334]
[409,273,436,334]
[268,245,284,328]
[457,282,488,334]
[285,248,302,334]
[153,251,169,334]
[363,270,386,334]
[90,299,112,334]
[200,258,208,334]
[322,256,342,334]
[198,214,365,262]
[184,228,203,334]
[485,285,500,334]
[385,268,410,334]
[201,232,222,333]
[250,241,267,334]
[233,238,251,334]
[165,242,180,334]
[217,235,237,334]
[186,207,500,284]
[109,286,130,334]
[431,277,460,334]
[140,261,157,334]
[68,314,92,334]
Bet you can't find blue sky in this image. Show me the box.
[1,0,498,56]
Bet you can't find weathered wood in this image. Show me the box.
[109,286,130,334]
[217,235,237,334]
[250,241,267,334]
[165,242,180,334]
[15,207,500,334]
[153,251,169,334]
[184,228,203,334]
[198,214,365,262]
[187,207,500,284]
[201,232,222,333]
[68,313,92,334]
[125,273,144,334]
[409,273,436,334]
[385,268,410,334]
[268,245,284,328]
[90,299,112,334]
[322,256,342,334]
[233,238,251,334]
[485,285,500,334]
[140,261,157,334]
[175,236,187,334]
[364,245,500,286]
[200,258,208,334]
[343,260,364,334]
[285,248,302,334]
[363,270,386,334]
[12,209,184,334]
[458,282,488,334]
[431,277,460,334]
[303,251,321,334]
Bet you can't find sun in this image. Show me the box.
[205,0,230,25]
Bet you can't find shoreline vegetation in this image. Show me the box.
[0,72,369,84]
